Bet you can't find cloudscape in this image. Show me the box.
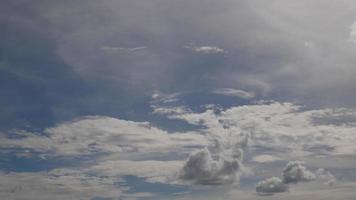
[1,0,356,199]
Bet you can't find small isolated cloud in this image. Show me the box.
[184,44,227,54]
[256,177,289,194]
[282,161,316,184]
[212,88,255,99]
[179,148,241,185]
[100,46,147,52]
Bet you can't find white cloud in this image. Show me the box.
[0,116,208,157]
[0,169,122,200]
[184,44,227,54]
[100,46,147,52]
[212,88,255,99]
[282,161,316,184]
[256,177,288,194]
[154,102,356,157]
[1,101,356,194]
[88,160,183,183]
[178,147,241,185]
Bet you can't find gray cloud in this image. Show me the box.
[3,0,356,133]
[282,161,316,184]
[256,177,289,194]
[7,0,356,107]
[316,168,336,186]
[179,148,241,185]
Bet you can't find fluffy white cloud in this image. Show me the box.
[282,161,316,184]
[256,177,288,194]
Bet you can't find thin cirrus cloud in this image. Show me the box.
[100,46,147,52]
[211,88,255,99]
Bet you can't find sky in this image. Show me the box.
[1,0,356,199]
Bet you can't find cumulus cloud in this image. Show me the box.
[255,161,337,195]
[211,88,255,99]
[178,134,246,185]
[256,177,288,194]
[282,161,316,184]
[179,148,241,185]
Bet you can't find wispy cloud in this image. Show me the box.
[100,46,147,52]
[212,88,255,99]
[184,44,227,54]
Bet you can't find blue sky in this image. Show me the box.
[1,0,356,199]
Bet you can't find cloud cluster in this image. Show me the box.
[255,161,337,195]
[0,101,350,199]
[153,102,356,157]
